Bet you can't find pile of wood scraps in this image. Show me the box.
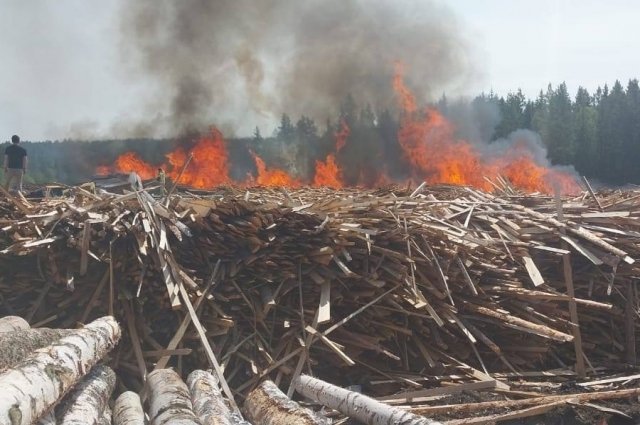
[1,180,640,423]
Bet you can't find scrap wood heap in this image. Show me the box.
[1,180,640,422]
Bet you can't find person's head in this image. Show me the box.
[158,168,163,172]
[11,135,19,144]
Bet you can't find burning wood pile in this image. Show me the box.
[1,179,640,423]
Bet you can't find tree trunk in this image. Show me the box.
[113,391,145,425]
[147,368,201,425]
[187,370,249,425]
[244,380,329,425]
[0,328,72,371]
[294,375,443,425]
[0,316,29,334]
[0,316,121,425]
[57,365,116,425]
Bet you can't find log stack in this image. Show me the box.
[1,180,640,423]
[0,315,120,425]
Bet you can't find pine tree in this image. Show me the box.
[572,87,598,175]
[546,82,575,164]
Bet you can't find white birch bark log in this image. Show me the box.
[0,316,121,425]
[294,375,443,425]
[244,380,330,425]
[98,406,112,425]
[0,316,29,334]
[113,391,145,425]
[57,364,116,425]
[0,328,72,371]
[187,370,250,425]
[147,369,201,425]
[37,412,56,425]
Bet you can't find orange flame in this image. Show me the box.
[251,152,301,187]
[313,154,343,188]
[393,64,579,194]
[167,128,230,188]
[312,120,349,188]
[95,128,229,188]
[108,152,156,180]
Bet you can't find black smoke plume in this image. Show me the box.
[119,0,474,137]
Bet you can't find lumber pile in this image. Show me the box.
[1,179,640,422]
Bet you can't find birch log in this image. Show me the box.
[0,316,121,425]
[187,370,250,425]
[57,364,116,425]
[98,406,112,425]
[294,375,443,425]
[147,369,201,425]
[0,328,72,371]
[244,380,330,425]
[37,412,56,425]
[113,392,145,425]
[0,316,29,334]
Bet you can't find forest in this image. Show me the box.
[2,78,639,188]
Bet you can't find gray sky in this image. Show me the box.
[1,0,638,141]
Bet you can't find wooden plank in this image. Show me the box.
[122,300,147,383]
[379,380,498,404]
[409,387,640,416]
[557,193,586,379]
[176,281,238,411]
[625,281,637,365]
[318,281,331,324]
[79,219,91,276]
[305,325,355,366]
[142,348,193,358]
[444,400,566,425]
[522,256,544,287]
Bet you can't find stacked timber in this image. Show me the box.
[1,180,640,422]
[0,315,120,425]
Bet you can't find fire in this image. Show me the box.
[393,63,579,194]
[96,66,580,195]
[251,152,300,187]
[167,128,230,188]
[107,152,156,180]
[312,120,349,188]
[313,154,342,188]
[96,128,229,188]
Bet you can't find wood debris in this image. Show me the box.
[1,180,640,423]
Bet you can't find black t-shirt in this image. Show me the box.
[5,144,27,169]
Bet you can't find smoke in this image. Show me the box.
[119,0,474,136]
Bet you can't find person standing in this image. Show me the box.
[4,135,27,192]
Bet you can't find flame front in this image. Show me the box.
[168,128,230,188]
[251,153,301,187]
[111,152,156,180]
[97,67,580,194]
[313,154,342,188]
[96,128,230,188]
[393,63,579,194]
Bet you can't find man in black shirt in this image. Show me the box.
[4,135,27,192]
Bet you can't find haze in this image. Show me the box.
[0,0,638,141]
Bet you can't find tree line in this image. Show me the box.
[455,79,640,185]
[2,79,640,187]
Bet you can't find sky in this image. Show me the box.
[1,0,639,141]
